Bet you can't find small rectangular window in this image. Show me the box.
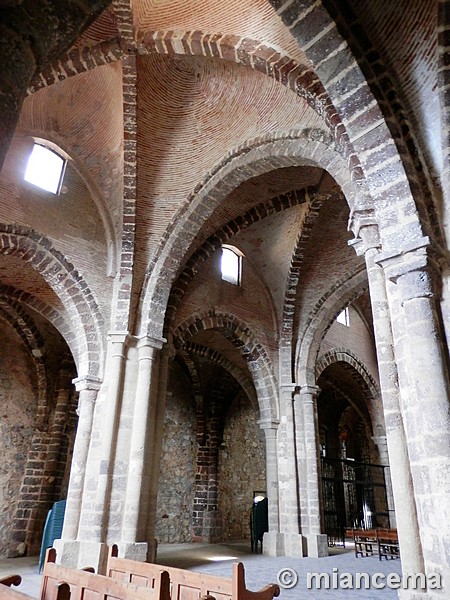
[221,246,242,285]
[24,143,66,194]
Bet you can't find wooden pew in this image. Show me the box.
[0,548,171,600]
[376,529,400,561]
[106,544,280,600]
[346,528,400,561]
[0,574,34,600]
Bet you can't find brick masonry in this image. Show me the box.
[1,2,450,595]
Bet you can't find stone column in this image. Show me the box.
[296,385,328,557]
[275,384,303,556]
[60,375,102,541]
[119,335,164,561]
[378,240,450,591]
[349,220,426,595]
[372,435,396,528]
[144,342,174,561]
[258,419,282,556]
[70,331,130,572]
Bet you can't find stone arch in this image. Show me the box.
[140,129,367,339]
[316,348,381,433]
[0,284,80,372]
[182,341,258,409]
[269,0,440,251]
[173,311,278,422]
[165,187,312,335]
[295,267,369,386]
[0,224,104,377]
[0,300,48,428]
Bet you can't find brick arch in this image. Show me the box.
[0,284,80,371]
[295,266,368,387]
[0,301,48,428]
[182,341,258,409]
[139,128,367,339]
[141,30,336,129]
[173,311,278,422]
[27,38,123,95]
[269,0,440,252]
[316,348,381,431]
[0,224,104,377]
[280,192,329,373]
[165,187,312,335]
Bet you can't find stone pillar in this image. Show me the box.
[60,375,102,540]
[145,343,174,561]
[349,220,426,596]
[64,331,130,572]
[372,435,396,528]
[275,384,303,556]
[119,336,164,561]
[258,419,283,556]
[296,385,328,557]
[378,241,450,592]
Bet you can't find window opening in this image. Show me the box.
[24,143,66,194]
[336,307,350,327]
[221,245,242,285]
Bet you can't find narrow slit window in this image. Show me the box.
[24,143,66,194]
[221,246,242,285]
[336,307,350,327]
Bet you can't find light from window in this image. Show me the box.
[336,307,350,327]
[24,143,66,194]
[221,246,242,285]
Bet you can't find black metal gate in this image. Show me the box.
[321,457,390,547]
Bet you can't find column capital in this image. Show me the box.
[373,236,441,281]
[72,375,102,392]
[137,334,166,350]
[257,418,280,431]
[107,330,132,345]
[299,384,320,398]
[372,434,388,446]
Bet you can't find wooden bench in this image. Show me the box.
[376,529,400,561]
[346,528,400,561]
[107,544,280,600]
[0,575,34,600]
[0,548,171,600]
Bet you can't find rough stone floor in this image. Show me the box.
[0,542,403,598]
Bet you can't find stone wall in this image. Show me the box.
[155,361,196,543]
[0,321,38,556]
[218,391,266,541]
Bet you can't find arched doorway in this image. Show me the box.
[317,360,390,546]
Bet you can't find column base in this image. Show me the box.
[53,539,109,574]
[115,541,149,562]
[305,533,328,557]
[262,532,285,556]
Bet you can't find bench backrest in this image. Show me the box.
[40,548,171,600]
[107,545,280,600]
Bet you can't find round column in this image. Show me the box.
[258,418,282,556]
[61,375,101,540]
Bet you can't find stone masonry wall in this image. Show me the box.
[155,361,196,543]
[218,391,266,541]
[0,321,38,557]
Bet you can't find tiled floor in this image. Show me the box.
[0,541,403,598]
